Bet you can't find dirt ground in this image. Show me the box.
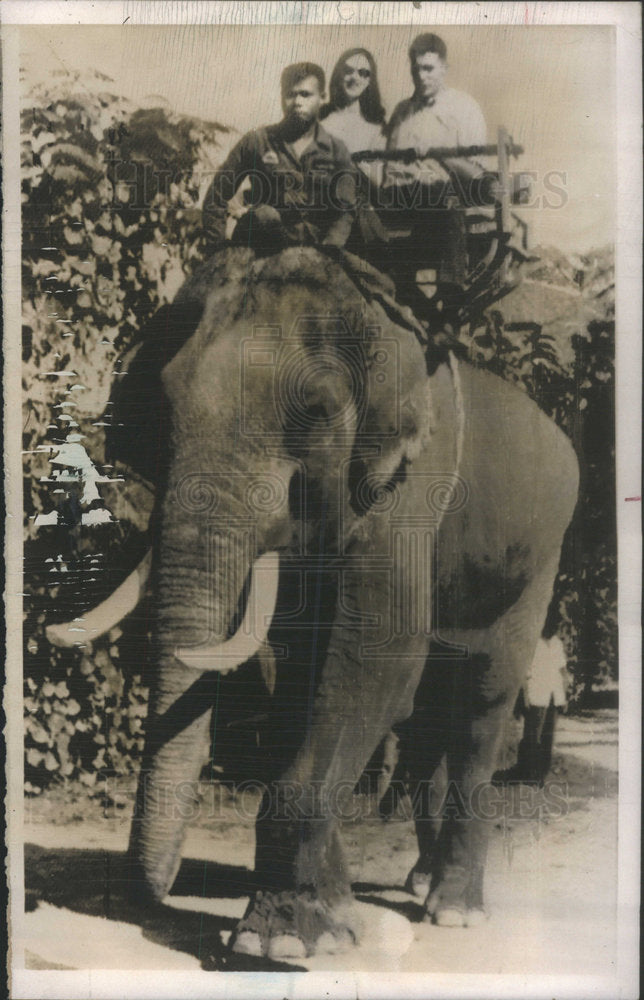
[18,710,618,976]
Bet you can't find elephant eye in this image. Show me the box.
[282,400,330,458]
[348,455,409,516]
[306,403,328,423]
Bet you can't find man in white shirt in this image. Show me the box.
[384,33,492,312]
[386,32,487,189]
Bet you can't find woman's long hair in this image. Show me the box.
[320,48,386,125]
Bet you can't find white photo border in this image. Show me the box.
[3,3,641,998]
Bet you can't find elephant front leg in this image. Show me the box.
[234,814,358,959]
[232,647,429,957]
[231,526,433,958]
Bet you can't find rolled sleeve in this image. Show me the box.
[201,134,255,253]
[459,96,487,147]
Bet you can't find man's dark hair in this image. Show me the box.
[281,62,325,95]
[321,48,386,125]
[409,32,447,64]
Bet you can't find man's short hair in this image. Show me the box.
[281,62,325,94]
[409,32,447,64]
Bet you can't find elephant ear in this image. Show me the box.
[348,321,429,515]
[281,348,359,528]
[348,322,463,518]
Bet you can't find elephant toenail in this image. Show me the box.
[434,907,467,927]
[231,930,264,956]
[267,933,307,959]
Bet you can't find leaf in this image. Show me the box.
[26,719,50,744]
[30,259,59,278]
[64,225,85,246]
[48,711,67,736]
[49,163,89,186]
[91,233,114,256]
[69,257,96,277]
[31,130,57,153]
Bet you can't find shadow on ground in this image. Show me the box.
[24,844,305,971]
[353,888,425,922]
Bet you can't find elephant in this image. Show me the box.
[48,244,578,959]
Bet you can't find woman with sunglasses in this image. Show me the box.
[320,48,386,162]
[320,48,389,260]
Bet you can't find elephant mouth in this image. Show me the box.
[46,549,281,676]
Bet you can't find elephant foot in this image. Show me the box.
[230,890,362,959]
[426,899,487,928]
[424,866,487,928]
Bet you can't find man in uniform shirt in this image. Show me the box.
[202,62,357,255]
[109,64,357,485]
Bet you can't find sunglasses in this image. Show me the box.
[344,66,371,78]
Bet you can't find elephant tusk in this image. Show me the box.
[176,551,280,674]
[45,550,153,647]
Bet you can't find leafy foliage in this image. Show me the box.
[22,72,228,792]
[469,278,617,705]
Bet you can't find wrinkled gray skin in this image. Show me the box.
[126,247,578,958]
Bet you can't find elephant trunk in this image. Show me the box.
[129,522,258,902]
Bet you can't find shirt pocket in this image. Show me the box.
[308,155,338,176]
